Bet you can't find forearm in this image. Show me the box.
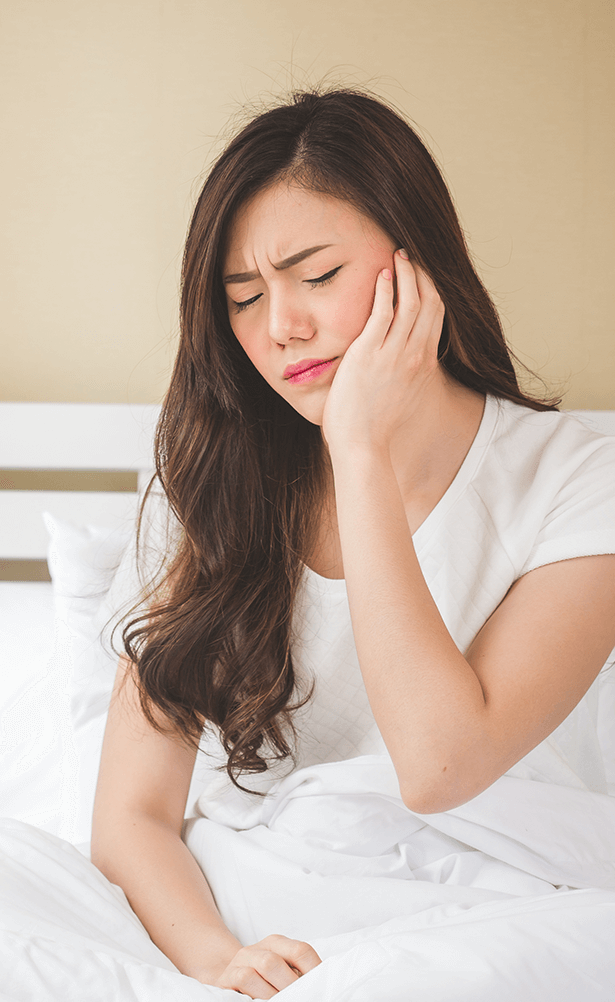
[331,446,488,811]
[91,812,240,983]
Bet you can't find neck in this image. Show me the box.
[388,369,485,503]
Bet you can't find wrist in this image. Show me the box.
[326,427,391,457]
[328,439,394,477]
[182,927,242,984]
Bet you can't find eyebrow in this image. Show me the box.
[223,244,333,285]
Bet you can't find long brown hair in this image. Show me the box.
[122,88,559,790]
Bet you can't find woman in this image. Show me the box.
[89,89,615,998]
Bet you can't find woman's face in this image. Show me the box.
[223,182,397,425]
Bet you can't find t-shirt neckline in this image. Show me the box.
[411,392,499,551]
[304,393,500,592]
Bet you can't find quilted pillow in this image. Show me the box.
[44,487,223,848]
[44,512,135,845]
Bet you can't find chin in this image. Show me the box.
[296,406,324,427]
[284,391,326,427]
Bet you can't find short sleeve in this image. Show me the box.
[520,435,615,576]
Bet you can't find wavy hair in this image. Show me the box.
[122,88,559,790]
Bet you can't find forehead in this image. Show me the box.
[224,182,384,265]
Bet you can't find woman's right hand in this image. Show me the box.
[212,934,322,998]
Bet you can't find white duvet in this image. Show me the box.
[2,754,615,1000]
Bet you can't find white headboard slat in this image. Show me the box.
[0,403,160,470]
[0,491,140,559]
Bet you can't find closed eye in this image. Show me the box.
[232,293,262,314]
[306,266,342,287]
[231,266,342,314]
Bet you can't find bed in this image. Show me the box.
[1,401,615,1001]
[0,402,158,844]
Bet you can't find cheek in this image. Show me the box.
[327,276,378,348]
[232,322,267,373]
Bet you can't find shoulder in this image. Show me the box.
[471,396,615,575]
[491,394,614,453]
[484,395,615,493]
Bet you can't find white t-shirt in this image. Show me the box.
[124,394,615,815]
[285,394,615,797]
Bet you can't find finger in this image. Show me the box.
[392,253,443,350]
[259,934,322,975]
[357,267,395,349]
[218,963,278,999]
[249,948,301,991]
[414,265,446,349]
[379,250,421,349]
[414,263,442,310]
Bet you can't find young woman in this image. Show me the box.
[89,89,615,998]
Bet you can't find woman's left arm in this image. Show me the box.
[324,256,615,814]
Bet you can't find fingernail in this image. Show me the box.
[382,268,392,280]
[398,248,409,259]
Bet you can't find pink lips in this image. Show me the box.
[283,357,338,385]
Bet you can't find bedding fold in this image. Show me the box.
[1,754,615,999]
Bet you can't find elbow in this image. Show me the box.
[401,788,457,815]
[399,767,481,815]
[397,725,495,814]
[402,793,461,815]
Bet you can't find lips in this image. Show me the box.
[283,357,336,380]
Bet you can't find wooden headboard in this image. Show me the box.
[1,402,614,580]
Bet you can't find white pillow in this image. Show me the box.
[0,581,69,838]
[44,512,135,845]
[44,495,226,847]
[0,516,133,846]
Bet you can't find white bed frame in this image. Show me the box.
[0,403,159,566]
[0,404,162,838]
[1,402,614,573]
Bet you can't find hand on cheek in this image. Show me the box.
[321,250,445,454]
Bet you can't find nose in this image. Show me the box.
[267,288,315,345]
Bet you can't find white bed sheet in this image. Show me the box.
[2,756,615,1000]
[2,546,615,998]
[0,582,54,699]
[0,582,78,840]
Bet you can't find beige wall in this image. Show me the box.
[1,0,613,408]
